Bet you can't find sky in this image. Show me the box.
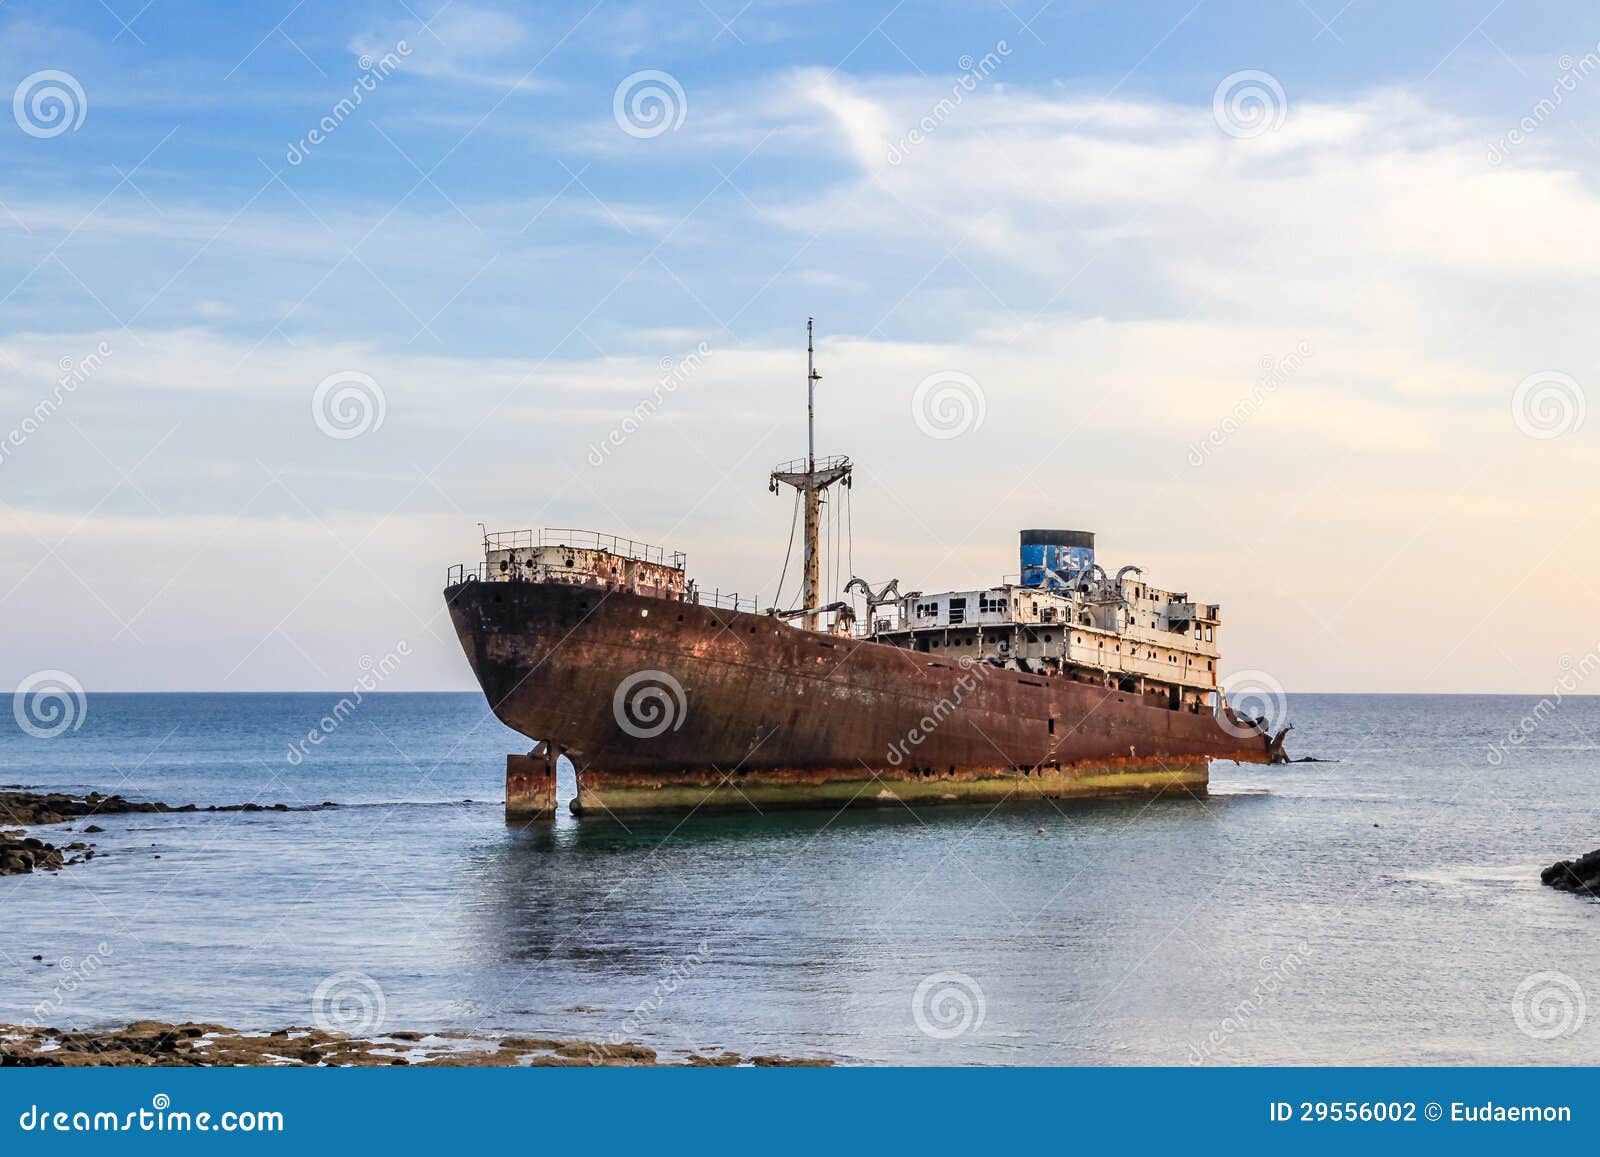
[2,0,1598,695]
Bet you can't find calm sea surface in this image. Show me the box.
[3,692,1598,1065]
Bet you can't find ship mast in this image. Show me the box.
[771,319,852,631]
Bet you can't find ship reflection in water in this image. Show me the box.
[3,692,1597,1065]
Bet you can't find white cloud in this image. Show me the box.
[4,69,1599,693]
[349,4,555,93]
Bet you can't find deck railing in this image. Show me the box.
[687,589,760,614]
[538,528,685,568]
[480,528,685,569]
[446,561,758,613]
[770,453,851,478]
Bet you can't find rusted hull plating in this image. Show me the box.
[445,580,1273,818]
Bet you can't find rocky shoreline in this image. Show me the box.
[1541,848,1600,896]
[0,1021,830,1068]
[0,789,335,877]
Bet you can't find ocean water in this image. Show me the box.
[2,691,1597,1065]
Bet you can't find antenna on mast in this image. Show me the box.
[771,319,852,632]
[807,317,820,471]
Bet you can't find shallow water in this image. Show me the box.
[3,692,1597,1065]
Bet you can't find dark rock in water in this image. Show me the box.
[2,789,333,826]
[0,788,341,878]
[1,831,69,875]
[1541,849,1600,895]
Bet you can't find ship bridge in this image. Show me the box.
[861,529,1225,715]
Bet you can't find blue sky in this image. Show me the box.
[6,0,1584,351]
[3,0,1599,694]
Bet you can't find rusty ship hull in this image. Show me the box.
[446,577,1275,819]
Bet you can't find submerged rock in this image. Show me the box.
[0,1021,831,1068]
[1541,849,1600,895]
[0,789,336,828]
[0,790,342,876]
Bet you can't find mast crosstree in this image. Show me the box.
[770,318,852,631]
